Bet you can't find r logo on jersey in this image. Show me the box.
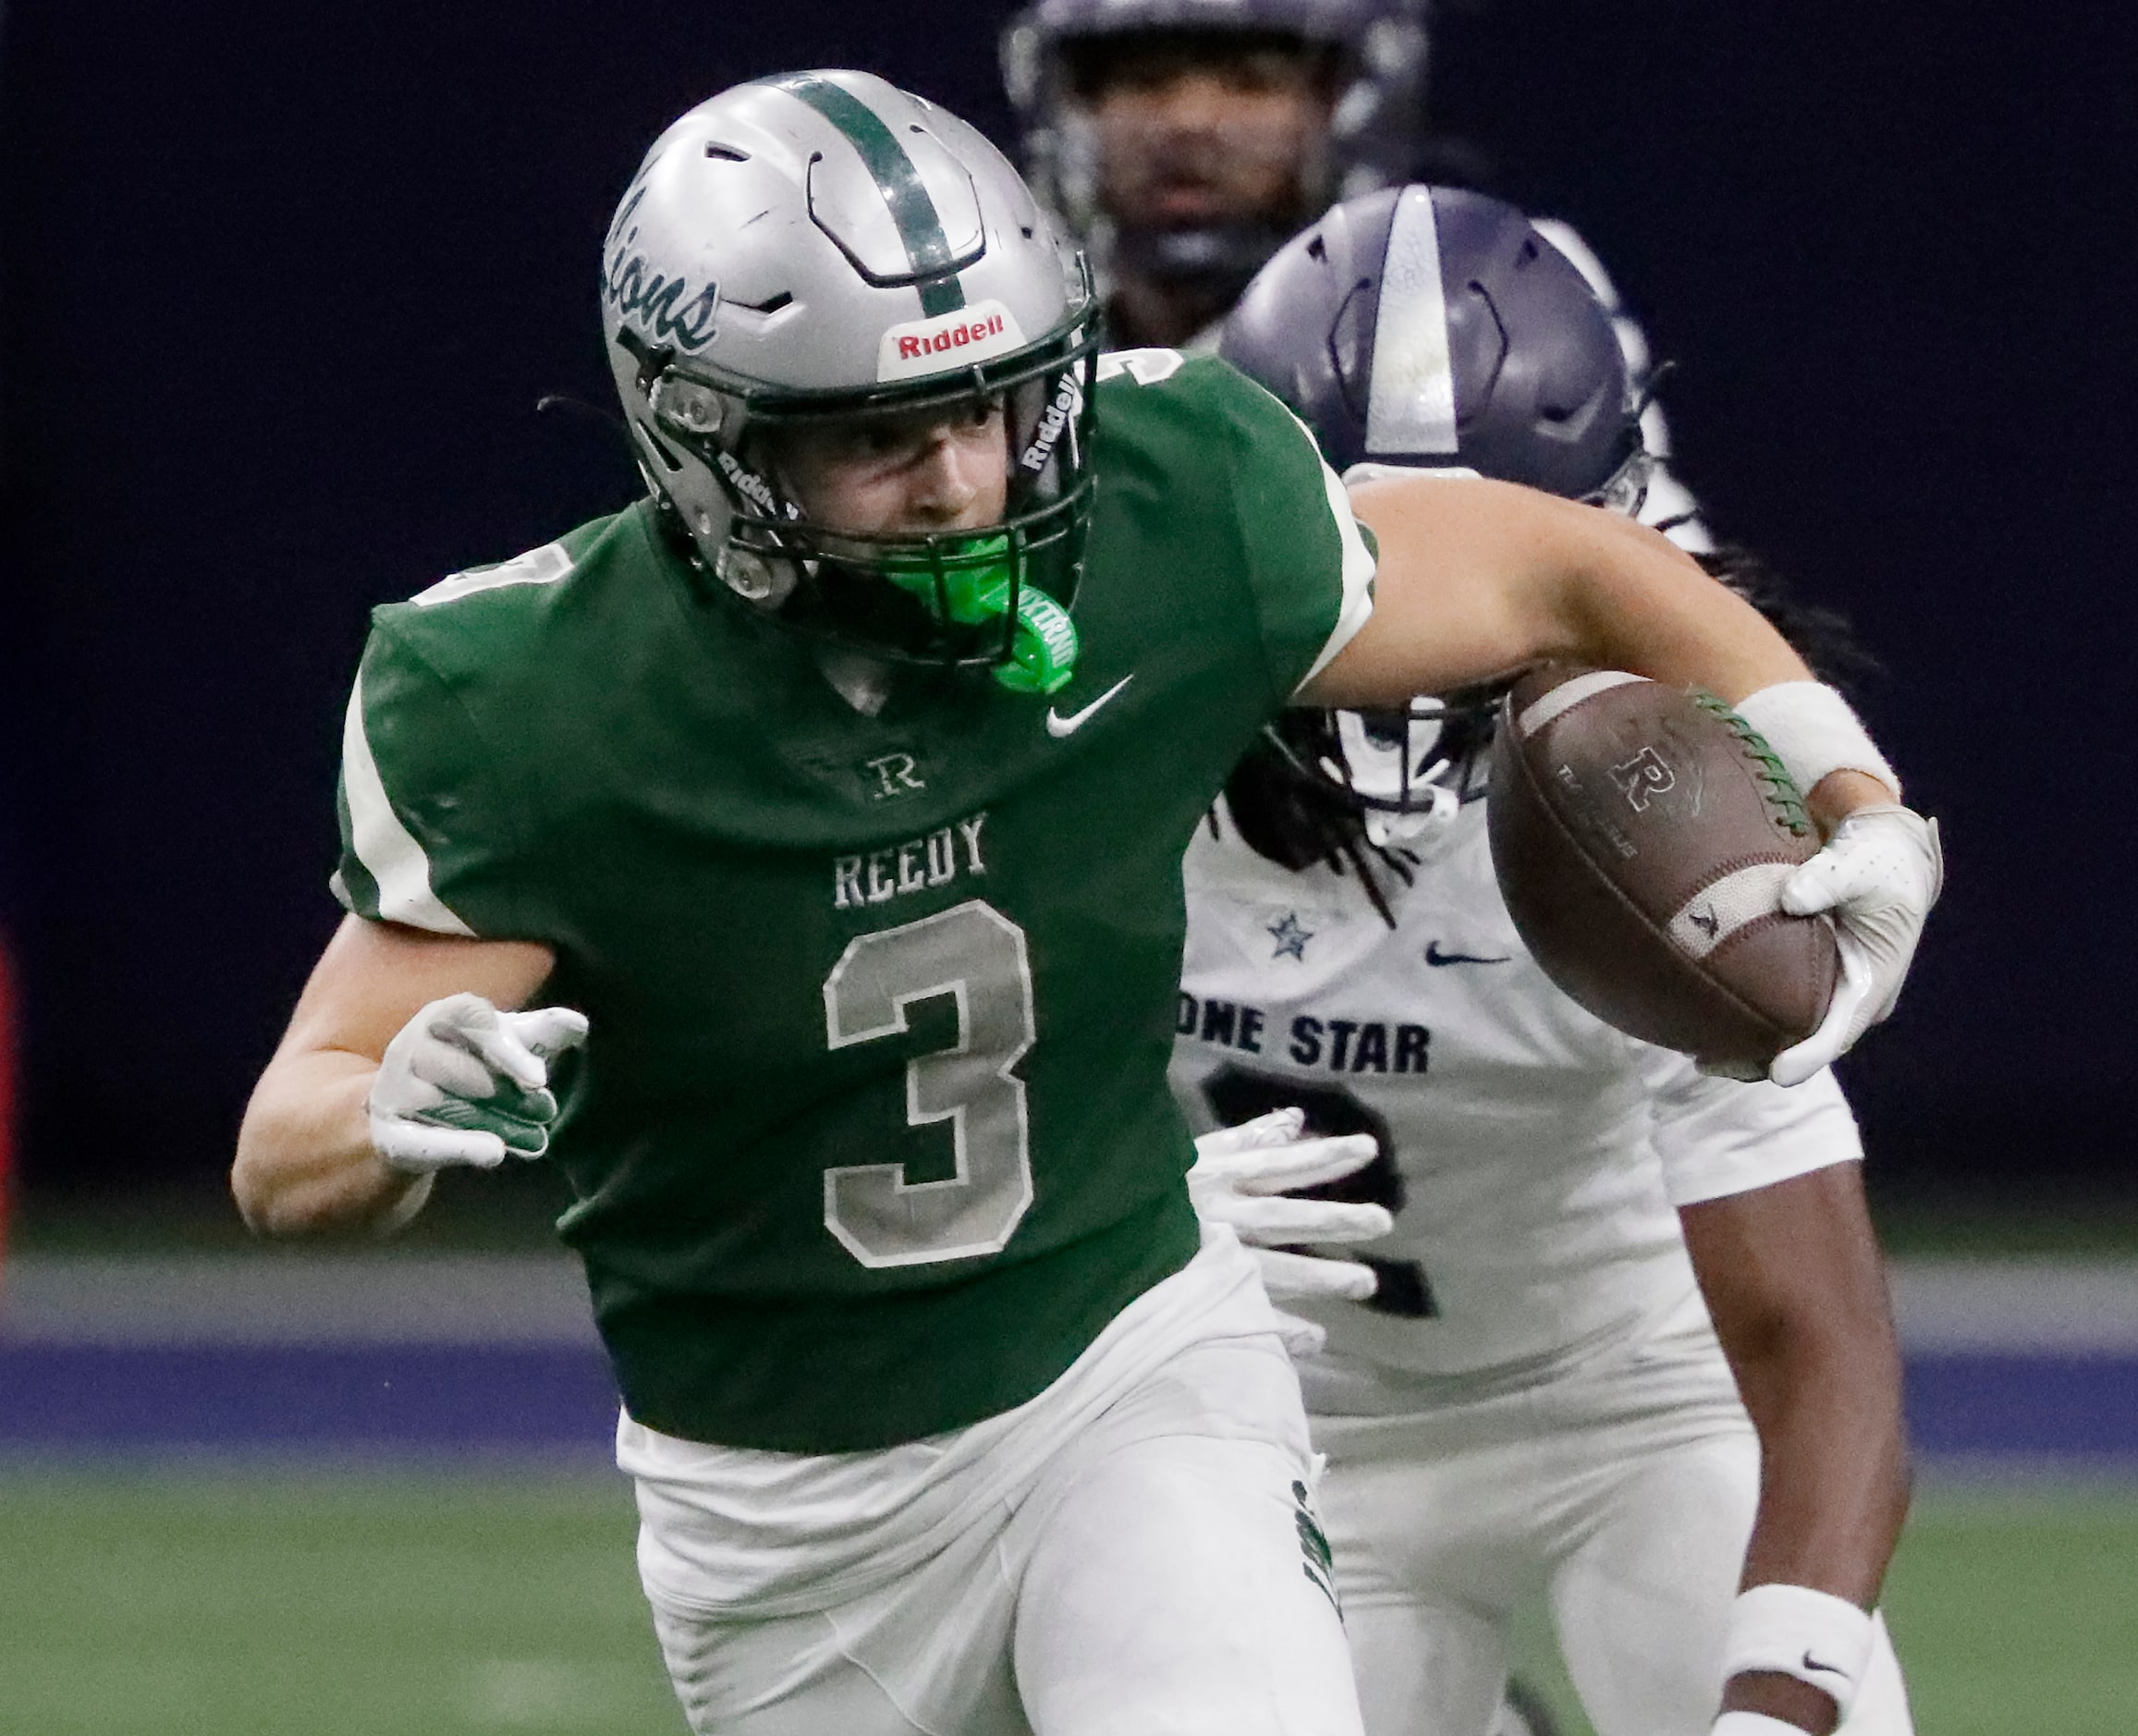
[1609,745,1676,812]
[861,751,926,801]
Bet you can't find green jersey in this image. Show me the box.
[335,351,1374,1451]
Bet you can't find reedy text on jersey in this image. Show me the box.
[833,813,989,911]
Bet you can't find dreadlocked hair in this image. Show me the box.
[1216,713,1419,930]
[1697,544,1880,696]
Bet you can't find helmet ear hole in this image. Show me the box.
[716,544,793,605]
[650,376,728,440]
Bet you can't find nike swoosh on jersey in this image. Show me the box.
[1802,1652,1847,1678]
[1045,675,1134,739]
[1423,941,1512,967]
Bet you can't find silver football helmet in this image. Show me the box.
[602,71,1101,691]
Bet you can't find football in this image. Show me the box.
[1486,666,1839,1073]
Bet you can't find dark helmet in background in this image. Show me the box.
[1217,184,1648,853]
[1222,184,1647,500]
[1000,0,1430,303]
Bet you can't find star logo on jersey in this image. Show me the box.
[1267,911,1314,960]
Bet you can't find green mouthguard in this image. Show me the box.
[883,535,1080,696]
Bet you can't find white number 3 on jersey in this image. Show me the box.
[821,900,1037,1267]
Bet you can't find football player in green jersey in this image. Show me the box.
[232,71,1939,1736]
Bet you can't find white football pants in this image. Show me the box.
[1312,1296,1914,1736]
[647,1333,1363,1736]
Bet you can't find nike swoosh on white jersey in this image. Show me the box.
[1045,676,1134,739]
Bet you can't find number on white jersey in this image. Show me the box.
[1202,1064,1436,1318]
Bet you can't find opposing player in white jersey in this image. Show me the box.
[999,0,1710,548]
[1173,187,1924,1736]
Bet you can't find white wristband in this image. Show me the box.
[1733,682,1900,802]
[1711,1715,1814,1736]
[1721,1583,1875,1718]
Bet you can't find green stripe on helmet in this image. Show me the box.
[765,73,967,317]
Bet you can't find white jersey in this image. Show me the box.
[1170,797,1860,1402]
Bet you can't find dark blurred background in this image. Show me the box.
[1,0,2131,1232]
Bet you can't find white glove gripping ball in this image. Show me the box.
[369,993,590,1174]
[1770,804,1943,1087]
[1189,1107,1395,1354]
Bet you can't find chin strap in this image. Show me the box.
[882,536,1080,695]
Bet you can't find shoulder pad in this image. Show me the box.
[412,541,578,608]
[1096,348,1187,386]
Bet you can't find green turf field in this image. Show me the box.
[0,1472,679,1735]
[1504,1484,2138,1735]
[2,1471,2134,1734]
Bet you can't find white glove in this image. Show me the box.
[369,993,590,1174]
[1770,804,1942,1087]
[1189,1107,1394,1354]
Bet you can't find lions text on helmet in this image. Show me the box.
[601,73,1102,696]
[602,183,722,352]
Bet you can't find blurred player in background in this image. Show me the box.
[1000,0,1709,545]
[232,69,1936,1736]
[1175,185,1923,1736]
[1001,0,1423,349]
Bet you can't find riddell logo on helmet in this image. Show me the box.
[877,300,1027,382]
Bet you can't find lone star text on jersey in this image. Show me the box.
[1177,993,1431,1076]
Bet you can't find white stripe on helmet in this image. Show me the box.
[1364,186,1460,458]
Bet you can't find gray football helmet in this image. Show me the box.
[602,71,1100,691]
[1222,184,1646,499]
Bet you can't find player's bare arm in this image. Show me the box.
[1313,471,1941,1084]
[232,917,557,1235]
[1314,478,1806,749]
[1318,473,1901,825]
[1681,1162,1909,1736]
